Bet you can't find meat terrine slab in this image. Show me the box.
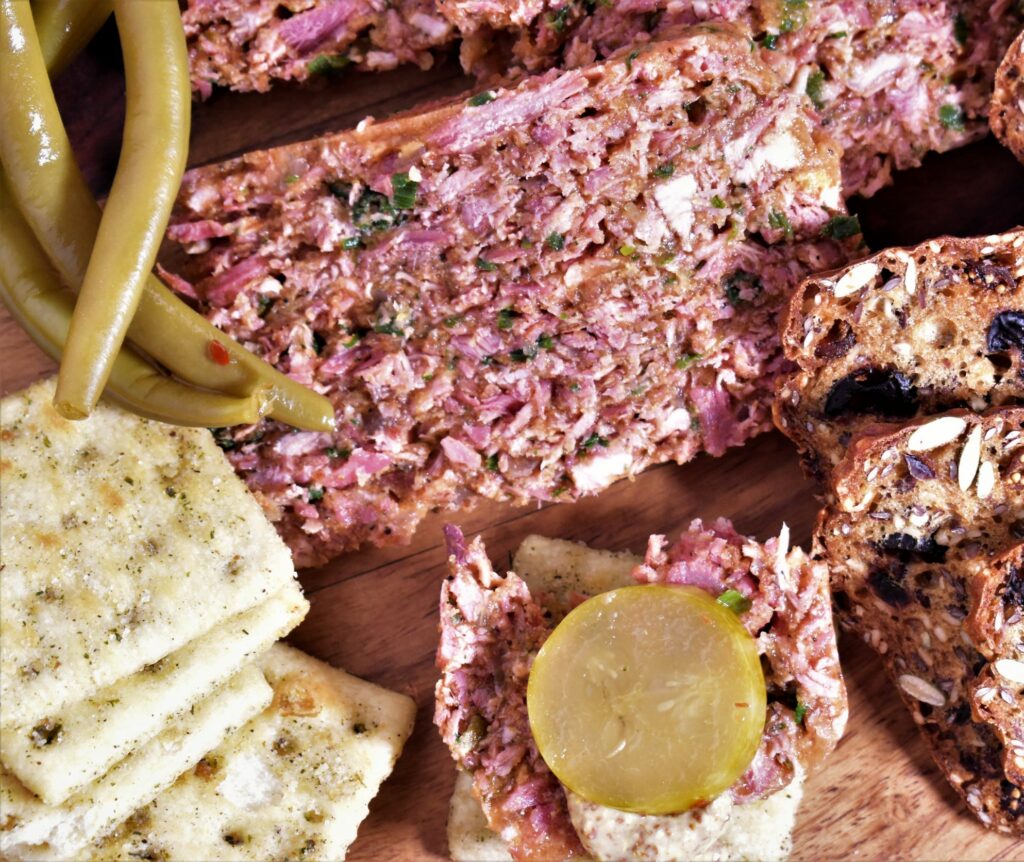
[167,25,856,567]
[182,0,1023,199]
[0,379,302,727]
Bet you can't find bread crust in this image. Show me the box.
[991,29,1024,166]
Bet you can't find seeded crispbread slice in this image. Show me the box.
[968,546,1024,787]
[0,378,300,729]
[446,534,817,862]
[79,644,416,862]
[991,29,1024,165]
[774,229,1024,484]
[0,664,272,861]
[817,408,1024,833]
[0,582,307,806]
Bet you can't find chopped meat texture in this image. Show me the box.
[183,0,454,97]
[634,518,848,795]
[434,520,847,857]
[168,28,853,566]
[435,526,586,861]
[182,1,1020,200]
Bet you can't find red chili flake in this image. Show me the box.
[208,340,231,366]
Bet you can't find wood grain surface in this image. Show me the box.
[4,27,1024,862]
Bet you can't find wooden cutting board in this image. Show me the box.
[4,27,1024,861]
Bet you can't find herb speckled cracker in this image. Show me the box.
[818,408,1024,833]
[79,644,416,862]
[0,378,301,730]
[0,664,272,860]
[446,535,806,862]
[0,583,307,806]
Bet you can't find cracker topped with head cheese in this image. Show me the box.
[436,524,847,861]
[0,379,300,728]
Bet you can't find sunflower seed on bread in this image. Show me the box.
[991,29,1024,166]
[774,230,1024,484]
[817,408,1024,833]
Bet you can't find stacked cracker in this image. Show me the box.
[0,379,415,860]
[774,233,1024,832]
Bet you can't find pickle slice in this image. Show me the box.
[527,584,766,815]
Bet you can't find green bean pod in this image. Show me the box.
[0,178,272,427]
[0,0,335,430]
[34,0,112,77]
[55,0,191,417]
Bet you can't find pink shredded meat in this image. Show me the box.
[435,525,586,860]
[168,28,856,567]
[434,519,848,856]
[182,1,1021,199]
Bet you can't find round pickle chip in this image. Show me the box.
[526,584,766,815]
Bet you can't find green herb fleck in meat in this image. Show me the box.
[625,49,641,72]
[768,210,794,238]
[311,332,326,355]
[618,244,636,257]
[537,333,554,350]
[674,353,702,370]
[342,236,362,250]
[580,433,609,452]
[325,446,351,459]
[805,69,826,109]
[717,589,752,614]
[723,270,763,306]
[468,91,496,106]
[497,308,519,330]
[939,104,965,131]
[759,33,778,50]
[953,12,968,45]
[820,214,862,239]
[510,344,537,363]
[710,195,726,209]
[390,172,419,210]
[795,701,808,724]
[653,162,675,178]
[374,319,404,337]
[485,454,500,472]
[475,257,498,272]
[307,54,350,75]
[545,232,565,251]
[307,486,325,503]
[351,189,400,234]
[548,6,571,31]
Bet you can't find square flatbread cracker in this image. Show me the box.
[0,379,300,728]
[446,535,805,862]
[0,664,272,860]
[1,583,307,805]
[79,644,416,861]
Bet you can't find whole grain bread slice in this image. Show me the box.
[991,28,1024,166]
[816,408,1024,833]
[775,229,1024,483]
[968,545,1024,789]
